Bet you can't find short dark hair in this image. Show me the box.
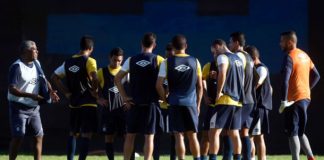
[172,34,187,50]
[245,45,259,60]
[230,32,246,46]
[142,32,156,48]
[80,35,94,50]
[110,47,124,58]
[165,43,174,51]
[212,39,226,46]
[280,30,297,42]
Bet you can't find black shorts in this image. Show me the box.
[284,99,310,137]
[250,107,270,135]
[126,102,161,134]
[157,108,169,133]
[169,105,199,133]
[99,107,126,135]
[9,102,43,137]
[202,106,214,131]
[207,105,242,130]
[69,106,98,134]
[241,104,254,129]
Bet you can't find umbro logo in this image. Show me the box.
[175,65,190,72]
[234,60,243,67]
[109,86,119,93]
[68,65,80,73]
[136,60,151,67]
[29,78,38,85]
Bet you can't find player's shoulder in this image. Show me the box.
[87,56,96,62]
[203,62,211,69]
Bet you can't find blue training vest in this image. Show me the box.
[221,52,245,103]
[129,53,159,105]
[167,55,198,107]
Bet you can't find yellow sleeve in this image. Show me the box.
[97,68,104,88]
[196,59,202,77]
[157,55,165,67]
[202,63,211,80]
[86,57,97,75]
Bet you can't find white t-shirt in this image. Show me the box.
[256,66,268,85]
[216,54,229,66]
[54,62,65,77]
[121,57,131,72]
[8,59,41,107]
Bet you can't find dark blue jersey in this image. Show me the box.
[65,55,96,107]
[206,61,217,104]
[129,53,159,105]
[102,66,123,111]
[255,63,272,110]
[241,51,255,104]
[167,55,198,107]
[221,52,245,103]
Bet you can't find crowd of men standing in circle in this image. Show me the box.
[7,30,320,160]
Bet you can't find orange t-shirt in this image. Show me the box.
[287,48,314,101]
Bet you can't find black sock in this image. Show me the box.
[130,149,135,160]
[233,154,241,160]
[242,136,251,160]
[209,154,217,160]
[170,135,176,160]
[67,136,76,160]
[222,135,233,160]
[78,137,90,160]
[105,142,114,160]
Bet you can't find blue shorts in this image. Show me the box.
[241,103,254,129]
[284,99,310,137]
[9,102,43,137]
[126,102,161,134]
[99,107,126,135]
[69,106,98,134]
[199,104,210,131]
[250,106,270,135]
[169,105,199,133]
[208,105,242,130]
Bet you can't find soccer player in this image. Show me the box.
[207,39,244,160]
[279,31,320,160]
[200,40,219,160]
[114,32,164,160]
[51,35,104,160]
[153,43,176,160]
[97,47,126,160]
[8,40,59,160]
[245,45,272,160]
[156,34,203,160]
[229,32,255,160]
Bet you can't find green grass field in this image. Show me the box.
[1,155,324,160]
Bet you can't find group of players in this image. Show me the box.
[7,31,320,160]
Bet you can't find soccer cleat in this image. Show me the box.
[308,157,316,160]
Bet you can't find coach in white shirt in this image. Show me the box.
[7,40,59,160]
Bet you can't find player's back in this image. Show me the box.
[129,53,160,104]
[288,48,314,101]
